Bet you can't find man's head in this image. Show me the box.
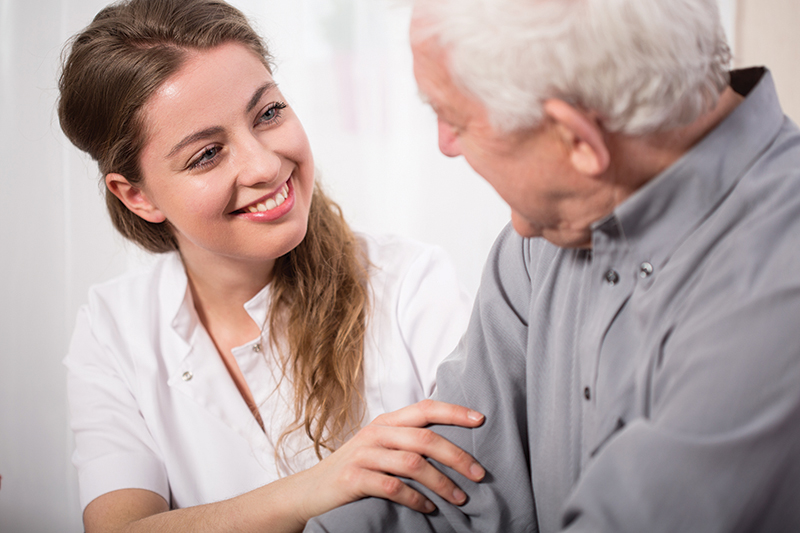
[410,0,731,246]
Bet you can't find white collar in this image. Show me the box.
[160,251,273,347]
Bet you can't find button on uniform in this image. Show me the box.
[639,262,654,278]
[182,371,193,382]
[584,386,591,401]
[604,269,620,285]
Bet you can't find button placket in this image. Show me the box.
[581,220,635,463]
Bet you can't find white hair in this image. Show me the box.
[412,0,732,134]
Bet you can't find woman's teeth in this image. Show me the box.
[246,183,290,213]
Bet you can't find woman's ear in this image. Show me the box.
[105,173,166,223]
[543,99,610,176]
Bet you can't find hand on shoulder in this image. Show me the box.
[294,399,486,522]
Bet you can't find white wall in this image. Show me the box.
[1,1,116,530]
[736,0,800,122]
[0,0,752,531]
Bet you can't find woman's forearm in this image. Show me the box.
[87,474,310,533]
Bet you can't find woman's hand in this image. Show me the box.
[294,399,486,523]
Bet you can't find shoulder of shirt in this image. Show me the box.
[83,252,184,320]
[491,223,563,270]
[356,231,449,275]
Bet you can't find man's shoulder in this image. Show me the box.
[655,142,800,343]
[710,122,800,286]
[475,224,582,324]
[486,223,579,284]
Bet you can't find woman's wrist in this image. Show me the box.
[253,466,319,531]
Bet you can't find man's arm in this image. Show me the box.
[305,225,538,532]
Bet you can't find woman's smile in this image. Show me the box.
[233,178,295,221]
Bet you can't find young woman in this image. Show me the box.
[59,0,483,531]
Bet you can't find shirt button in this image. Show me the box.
[639,262,654,278]
[182,371,193,382]
[253,343,262,353]
[583,387,591,400]
[604,269,620,285]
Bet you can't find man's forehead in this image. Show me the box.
[411,36,453,99]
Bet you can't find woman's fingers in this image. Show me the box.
[374,399,485,429]
[346,469,437,513]
[359,423,485,483]
[353,445,469,506]
[300,400,487,519]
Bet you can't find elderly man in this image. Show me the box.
[306,0,800,531]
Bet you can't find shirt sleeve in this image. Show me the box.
[305,225,539,532]
[64,306,170,511]
[395,244,473,397]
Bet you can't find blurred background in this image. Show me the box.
[0,0,795,530]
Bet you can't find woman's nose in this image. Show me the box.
[437,117,462,158]
[236,134,283,186]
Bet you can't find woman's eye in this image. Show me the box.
[259,102,287,125]
[189,145,220,170]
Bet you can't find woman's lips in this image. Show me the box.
[234,178,295,222]
[241,182,290,213]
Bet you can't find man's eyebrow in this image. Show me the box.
[167,82,277,158]
[417,90,448,118]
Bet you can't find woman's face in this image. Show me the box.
[130,42,315,270]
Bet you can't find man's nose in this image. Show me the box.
[437,117,461,157]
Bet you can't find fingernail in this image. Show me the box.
[453,488,467,503]
[424,500,436,513]
[470,462,485,480]
[467,410,484,422]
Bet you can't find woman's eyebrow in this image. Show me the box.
[247,81,277,113]
[166,82,278,159]
[168,126,225,158]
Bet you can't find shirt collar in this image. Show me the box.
[161,252,194,344]
[594,68,784,269]
[161,252,273,345]
[243,282,273,332]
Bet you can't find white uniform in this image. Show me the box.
[64,233,472,510]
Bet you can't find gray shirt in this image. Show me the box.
[306,68,800,532]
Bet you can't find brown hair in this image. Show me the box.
[58,0,369,459]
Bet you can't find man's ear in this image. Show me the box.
[543,99,610,176]
[105,173,166,223]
